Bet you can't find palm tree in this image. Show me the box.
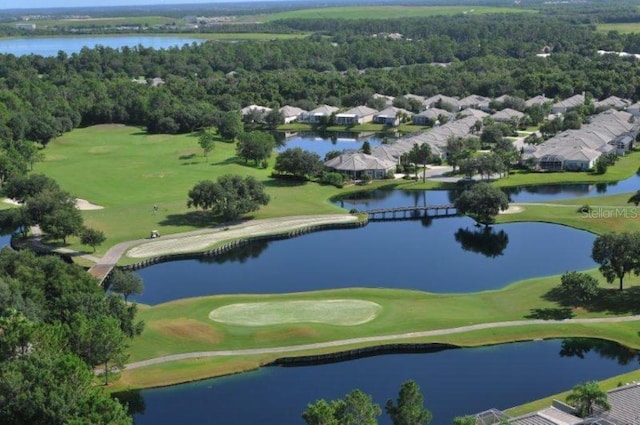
[566,381,611,418]
[628,190,640,206]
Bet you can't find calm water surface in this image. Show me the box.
[133,219,595,305]
[130,339,640,425]
[275,131,385,159]
[0,36,203,56]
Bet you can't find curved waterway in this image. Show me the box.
[133,219,596,305]
[128,339,640,425]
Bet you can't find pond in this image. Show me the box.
[128,339,640,425]
[336,173,640,211]
[0,35,204,57]
[275,131,386,159]
[133,219,596,305]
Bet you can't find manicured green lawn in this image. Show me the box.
[499,192,640,234]
[129,271,640,363]
[261,6,535,21]
[34,125,346,254]
[493,150,640,188]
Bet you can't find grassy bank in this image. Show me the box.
[499,192,640,234]
[113,270,640,390]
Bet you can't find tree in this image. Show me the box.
[452,416,476,425]
[274,148,323,180]
[302,399,343,425]
[628,190,640,206]
[493,139,519,177]
[362,140,372,155]
[591,232,640,291]
[79,227,106,253]
[338,389,381,425]
[3,173,59,203]
[302,390,380,425]
[108,269,144,302]
[0,309,34,362]
[236,131,276,165]
[408,143,432,182]
[446,137,472,172]
[0,351,132,425]
[187,175,270,221]
[198,129,216,159]
[559,271,599,307]
[386,380,432,425]
[565,381,610,418]
[217,111,243,141]
[455,183,509,227]
[480,124,504,147]
[40,204,83,244]
[264,109,284,129]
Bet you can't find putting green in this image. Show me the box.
[208,299,382,326]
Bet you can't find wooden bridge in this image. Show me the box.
[364,205,457,221]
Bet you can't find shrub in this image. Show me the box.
[577,204,592,213]
[320,172,344,188]
[385,170,396,179]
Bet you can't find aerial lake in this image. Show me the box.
[129,339,640,425]
[0,35,203,56]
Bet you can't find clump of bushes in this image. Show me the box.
[577,204,592,213]
[320,171,344,188]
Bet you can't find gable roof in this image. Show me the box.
[492,108,525,121]
[308,104,339,115]
[553,94,586,110]
[279,105,307,117]
[324,152,396,171]
[339,105,379,117]
[375,106,412,117]
[525,95,552,107]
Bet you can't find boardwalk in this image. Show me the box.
[364,204,457,221]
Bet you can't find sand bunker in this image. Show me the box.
[499,205,524,214]
[3,197,103,210]
[209,299,382,327]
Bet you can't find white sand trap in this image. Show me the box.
[74,198,104,210]
[499,205,523,214]
[209,299,382,326]
[3,197,103,210]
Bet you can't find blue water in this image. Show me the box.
[0,36,203,56]
[276,132,385,159]
[337,174,640,211]
[130,339,639,425]
[133,219,596,305]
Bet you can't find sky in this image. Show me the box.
[1,0,263,10]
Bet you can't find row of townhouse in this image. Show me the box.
[471,381,640,425]
[528,109,638,171]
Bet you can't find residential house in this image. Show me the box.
[530,109,638,170]
[335,106,378,125]
[470,382,640,425]
[627,101,640,117]
[373,106,412,126]
[279,106,307,124]
[458,94,491,111]
[491,108,525,123]
[551,94,586,115]
[300,105,339,124]
[458,108,489,120]
[402,94,426,104]
[240,104,272,118]
[413,108,453,126]
[594,95,631,111]
[525,95,553,108]
[423,94,461,111]
[371,93,395,107]
[324,152,396,179]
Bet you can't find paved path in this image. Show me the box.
[123,314,640,371]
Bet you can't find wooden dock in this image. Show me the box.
[364,205,457,221]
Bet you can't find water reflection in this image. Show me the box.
[454,227,509,258]
[336,173,640,210]
[274,131,386,158]
[197,240,270,265]
[129,339,639,425]
[560,338,640,366]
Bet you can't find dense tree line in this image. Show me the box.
[0,249,143,423]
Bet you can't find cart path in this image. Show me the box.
[124,314,640,371]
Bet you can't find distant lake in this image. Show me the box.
[0,36,204,56]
